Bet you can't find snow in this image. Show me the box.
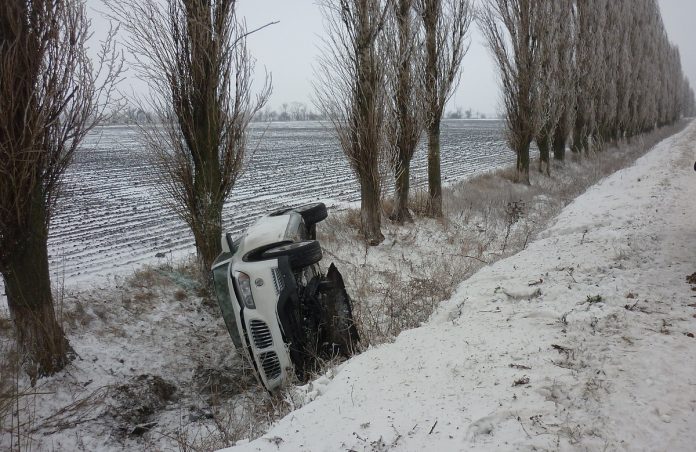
[223,122,696,451]
[0,120,511,299]
[0,119,525,451]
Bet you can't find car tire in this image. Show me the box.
[261,240,322,269]
[295,202,328,225]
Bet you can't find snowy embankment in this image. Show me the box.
[228,122,696,451]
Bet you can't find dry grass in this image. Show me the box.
[173,289,188,302]
[128,266,171,289]
[0,338,41,451]
[167,389,293,452]
[0,339,19,434]
[320,121,688,348]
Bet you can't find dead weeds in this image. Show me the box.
[110,374,177,436]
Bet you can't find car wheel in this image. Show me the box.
[295,202,328,225]
[261,240,322,269]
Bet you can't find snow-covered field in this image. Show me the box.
[44,119,511,285]
[226,123,696,451]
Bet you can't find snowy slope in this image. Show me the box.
[225,122,696,451]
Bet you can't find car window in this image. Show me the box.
[283,213,307,241]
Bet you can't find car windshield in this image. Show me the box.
[283,213,306,241]
[211,258,242,349]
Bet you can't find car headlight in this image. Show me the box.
[236,272,256,309]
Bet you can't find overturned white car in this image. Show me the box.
[211,203,359,391]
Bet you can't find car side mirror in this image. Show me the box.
[221,232,237,254]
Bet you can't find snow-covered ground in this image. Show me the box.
[226,123,696,451]
[20,120,512,287]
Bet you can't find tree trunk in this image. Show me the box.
[186,6,223,278]
[571,125,587,154]
[359,173,384,246]
[571,110,587,153]
[192,134,223,276]
[193,208,222,276]
[423,0,443,219]
[391,159,412,223]
[427,118,442,217]
[389,0,416,225]
[553,125,566,161]
[2,191,72,383]
[516,141,531,185]
[537,130,551,176]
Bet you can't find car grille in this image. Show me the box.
[259,351,282,380]
[271,267,285,294]
[250,320,273,349]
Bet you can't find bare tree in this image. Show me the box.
[569,0,696,149]
[417,0,472,216]
[315,0,389,245]
[109,0,271,274]
[533,1,563,175]
[636,0,661,134]
[487,0,690,173]
[550,0,575,161]
[591,0,619,148]
[0,0,120,379]
[479,0,548,185]
[570,0,603,153]
[610,0,632,142]
[384,0,424,223]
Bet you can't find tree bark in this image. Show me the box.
[391,158,413,223]
[351,0,384,245]
[516,141,531,185]
[359,172,384,246]
[571,124,586,154]
[553,123,566,161]
[537,129,551,175]
[193,207,223,276]
[427,118,442,217]
[422,0,443,218]
[2,189,72,383]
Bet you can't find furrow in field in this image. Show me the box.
[2,120,509,288]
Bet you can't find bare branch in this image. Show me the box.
[107,0,272,272]
[314,0,391,245]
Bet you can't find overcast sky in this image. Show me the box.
[87,0,696,116]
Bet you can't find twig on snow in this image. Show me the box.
[429,419,438,434]
[517,416,532,438]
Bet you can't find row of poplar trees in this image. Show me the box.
[315,0,474,245]
[480,0,695,183]
[317,0,695,246]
